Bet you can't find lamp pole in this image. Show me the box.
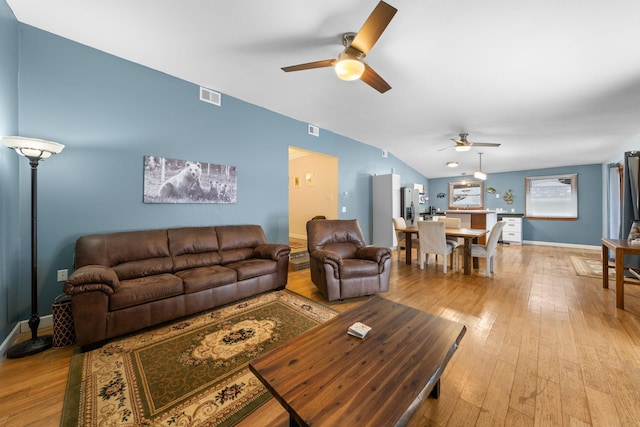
[2,136,64,358]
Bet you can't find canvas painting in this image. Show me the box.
[143,155,237,204]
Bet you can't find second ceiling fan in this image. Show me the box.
[441,133,502,152]
[281,1,397,93]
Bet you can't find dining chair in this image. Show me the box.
[418,221,458,273]
[435,216,462,249]
[392,217,419,262]
[471,221,506,276]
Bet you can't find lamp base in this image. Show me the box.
[6,334,53,359]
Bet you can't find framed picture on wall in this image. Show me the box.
[448,180,484,209]
[305,172,314,186]
[143,155,237,204]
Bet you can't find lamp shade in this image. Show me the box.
[454,145,471,152]
[2,136,64,160]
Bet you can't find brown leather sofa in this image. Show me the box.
[306,219,392,301]
[64,225,289,349]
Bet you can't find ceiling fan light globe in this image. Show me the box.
[454,145,471,152]
[335,57,365,81]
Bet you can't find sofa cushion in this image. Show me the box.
[175,265,237,294]
[322,242,358,259]
[114,258,175,281]
[340,259,380,279]
[75,229,174,280]
[224,258,277,281]
[220,248,255,264]
[168,227,222,271]
[110,274,183,311]
[216,225,267,264]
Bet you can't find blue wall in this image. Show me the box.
[0,1,21,345]
[429,164,603,246]
[2,22,426,333]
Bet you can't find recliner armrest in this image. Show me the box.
[254,243,291,260]
[356,246,392,266]
[63,265,119,296]
[309,248,343,273]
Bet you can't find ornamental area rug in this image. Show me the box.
[61,290,337,426]
[570,255,640,284]
[570,255,607,279]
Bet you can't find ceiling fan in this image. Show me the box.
[440,133,502,152]
[281,1,397,93]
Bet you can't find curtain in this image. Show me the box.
[608,163,621,239]
[622,151,640,236]
[621,151,640,269]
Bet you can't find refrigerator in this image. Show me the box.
[401,187,421,226]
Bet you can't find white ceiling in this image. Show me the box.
[8,0,640,178]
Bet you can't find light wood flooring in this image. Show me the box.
[1,244,640,426]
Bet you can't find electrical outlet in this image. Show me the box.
[57,269,68,282]
[342,206,347,213]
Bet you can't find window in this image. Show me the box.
[525,174,577,219]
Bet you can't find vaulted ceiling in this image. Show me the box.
[8,0,640,177]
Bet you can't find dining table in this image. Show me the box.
[396,226,487,275]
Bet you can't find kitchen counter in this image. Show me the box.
[444,210,497,245]
[445,210,496,214]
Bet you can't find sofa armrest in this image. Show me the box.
[63,265,119,296]
[356,246,392,269]
[254,243,291,260]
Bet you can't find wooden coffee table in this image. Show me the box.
[249,296,466,426]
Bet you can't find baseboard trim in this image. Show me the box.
[523,240,600,251]
[1,315,53,359]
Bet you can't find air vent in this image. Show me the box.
[199,87,221,106]
[308,124,320,137]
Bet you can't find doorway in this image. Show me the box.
[288,147,339,244]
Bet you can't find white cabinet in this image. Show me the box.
[501,216,522,244]
[372,174,401,248]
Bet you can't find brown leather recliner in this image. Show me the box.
[306,219,392,301]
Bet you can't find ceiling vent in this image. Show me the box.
[308,124,320,137]
[199,87,221,106]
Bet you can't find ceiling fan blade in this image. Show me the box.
[469,142,501,147]
[450,138,465,144]
[360,64,391,93]
[281,59,335,72]
[438,145,453,152]
[351,1,398,55]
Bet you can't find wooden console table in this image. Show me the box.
[601,238,640,309]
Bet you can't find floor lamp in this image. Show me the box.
[2,136,65,358]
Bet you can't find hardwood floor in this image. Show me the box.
[1,244,639,426]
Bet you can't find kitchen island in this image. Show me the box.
[445,210,497,245]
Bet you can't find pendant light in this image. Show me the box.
[474,152,487,180]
